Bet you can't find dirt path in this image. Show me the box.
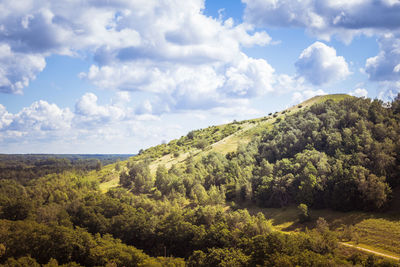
[340,242,400,261]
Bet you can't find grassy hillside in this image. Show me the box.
[97,94,359,195]
[133,95,350,163]
[98,94,353,191]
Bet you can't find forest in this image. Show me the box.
[0,95,400,266]
[0,154,132,184]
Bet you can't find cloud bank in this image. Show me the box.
[242,0,400,94]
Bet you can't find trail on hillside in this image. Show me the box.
[340,242,400,261]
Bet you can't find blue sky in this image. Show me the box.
[0,0,399,153]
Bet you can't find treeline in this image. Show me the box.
[0,154,131,184]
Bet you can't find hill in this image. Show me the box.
[116,93,400,211]
[1,93,400,266]
[99,94,353,190]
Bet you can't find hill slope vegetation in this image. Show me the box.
[1,94,400,266]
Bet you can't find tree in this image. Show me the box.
[95,160,102,171]
[120,162,153,193]
[297,203,310,223]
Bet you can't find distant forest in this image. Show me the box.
[0,154,132,184]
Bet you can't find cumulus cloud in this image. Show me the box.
[350,88,368,97]
[225,54,275,97]
[291,89,326,104]
[9,100,73,132]
[295,42,351,85]
[241,0,400,100]
[375,81,400,101]
[81,52,277,112]
[242,0,400,42]
[0,91,261,153]
[74,92,131,129]
[0,104,12,129]
[0,43,45,94]
[0,0,272,95]
[363,33,400,99]
[365,33,400,82]
[0,100,73,143]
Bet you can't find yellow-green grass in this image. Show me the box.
[301,94,353,107]
[90,160,129,192]
[211,122,255,154]
[99,175,120,193]
[343,242,400,259]
[353,218,400,255]
[148,149,201,174]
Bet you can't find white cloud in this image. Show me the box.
[81,53,277,112]
[0,104,13,129]
[11,100,73,132]
[364,33,400,99]
[225,54,275,97]
[241,0,400,100]
[74,92,128,128]
[0,91,263,153]
[365,33,400,82]
[0,0,272,94]
[0,100,73,143]
[295,42,351,85]
[376,81,400,101]
[0,92,163,151]
[0,43,45,94]
[350,88,368,97]
[242,0,400,42]
[291,89,326,104]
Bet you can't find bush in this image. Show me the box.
[195,139,208,149]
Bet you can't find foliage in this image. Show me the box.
[297,203,310,223]
[2,94,400,265]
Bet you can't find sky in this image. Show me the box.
[0,0,400,154]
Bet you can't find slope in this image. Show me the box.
[98,94,352,192]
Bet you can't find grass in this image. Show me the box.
[99,175,120,193]
[91,161,129,192]
[242,204,400,258]
[344,242,400,259]
[353,218,400,255]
